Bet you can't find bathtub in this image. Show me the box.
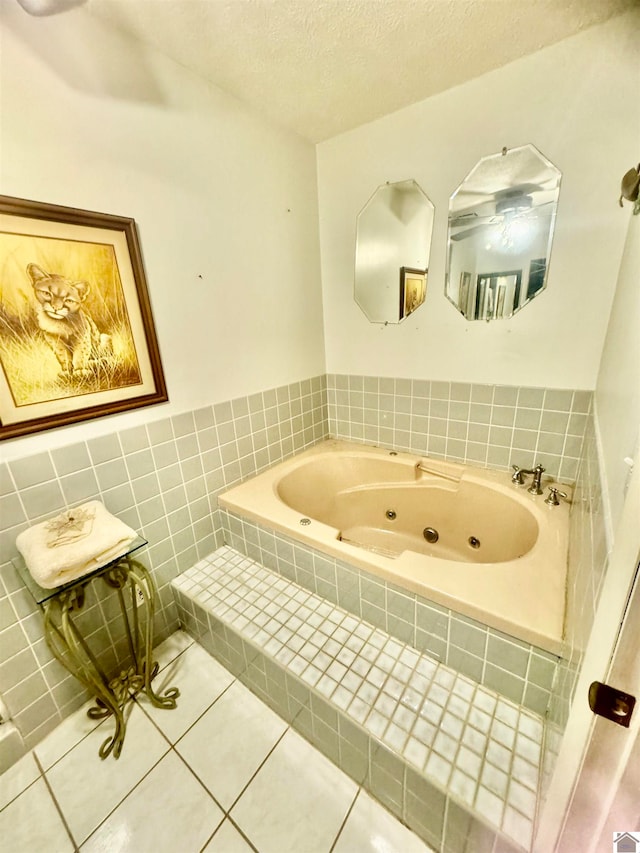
[219,440,570,653]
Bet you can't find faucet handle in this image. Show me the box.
[511,464,526,485]
[545,486,568,506]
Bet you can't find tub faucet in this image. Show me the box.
[518,463,546,495]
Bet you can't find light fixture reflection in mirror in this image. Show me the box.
[446,144,561,321]
[355,179,434,324]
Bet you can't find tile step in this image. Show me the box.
[171,546,541,853]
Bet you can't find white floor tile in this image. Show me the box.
[334,789,434,853]
[153,630,194,672]
[31,632,192,773]
[0,751,40,810]
[231,728,358,853]
[203,819,255,852]
[0,777,73,853]
[177,680,287,809]
[138,643,234,742]
[11,623,543,853]
[34,698,102,771]
[81,751,223,853]
[45,703,170,845]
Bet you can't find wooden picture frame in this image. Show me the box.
[399,266,427,320]
[0,195,168,439]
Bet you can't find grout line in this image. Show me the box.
[134,670,234,752]
[34,751,80,853]
[224,723,291,816]
[169,738,228,819]
[77,746,169,849]
[0,771,42,816]
[39,701,112,774]
[217,815,261,853]
[328,784,361,853]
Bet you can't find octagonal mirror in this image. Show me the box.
[355,179,434,324]
[446,144,561,321]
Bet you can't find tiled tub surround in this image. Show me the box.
[173,547,544,853]
[539,408,608,802]
[0,376,328,749]
[216,411,609,826]
[219,510,559,718]
[323,374,607,806]
[327,375,593,484]
[0,369,603,776]
[218,440,570,654]
[552,411,609,725]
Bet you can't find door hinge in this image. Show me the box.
[588,681,636,727]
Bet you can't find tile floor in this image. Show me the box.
[0,631,434,853]
[173,547,542,847]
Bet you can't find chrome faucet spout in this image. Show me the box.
[511,463,546,494]
[526,464,546,495]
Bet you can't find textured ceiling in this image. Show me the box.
[86,0,637,142]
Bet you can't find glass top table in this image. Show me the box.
[14,534,178,759]
[14,535,149,606]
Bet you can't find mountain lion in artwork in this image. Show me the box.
[28,263,113,376]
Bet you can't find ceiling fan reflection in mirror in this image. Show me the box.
[451,186,547,243]
[453,213,554,254]
[445,143,562,321]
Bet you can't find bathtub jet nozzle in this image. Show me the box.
[423,527,439,543]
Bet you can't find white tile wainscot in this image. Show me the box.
[172,547,544,853]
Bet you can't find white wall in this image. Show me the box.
[317,11,639,389]
[595,214,640,537]
[0,3,325,460]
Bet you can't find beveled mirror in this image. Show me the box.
[446,144,561,321]
[355,179,434,324]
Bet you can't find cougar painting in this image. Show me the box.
[28,263,112,376]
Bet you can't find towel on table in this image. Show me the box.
[16,500,138,589]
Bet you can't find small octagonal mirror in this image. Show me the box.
[355,179,434,324]
[446,144,561,321]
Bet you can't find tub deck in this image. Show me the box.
[219,440,570,654]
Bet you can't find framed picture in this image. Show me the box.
[474,269,522,320]
[459,271,471,317]
[0,195,168,439]
[399,266,427,320]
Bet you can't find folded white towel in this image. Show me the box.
[16,500,138,589]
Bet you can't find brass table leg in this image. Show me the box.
[43,556,179,760]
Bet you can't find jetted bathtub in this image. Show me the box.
[219,440,570,653]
